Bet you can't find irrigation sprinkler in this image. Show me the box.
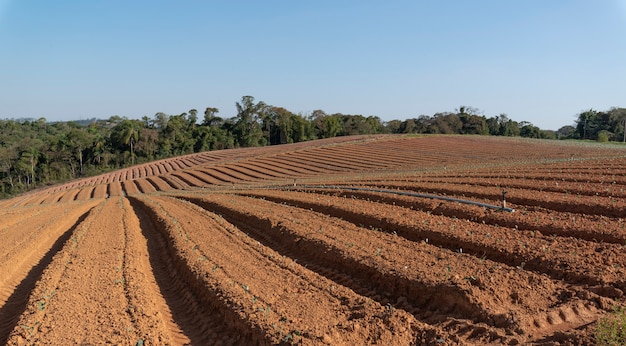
[502,190,507,210]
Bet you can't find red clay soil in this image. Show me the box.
[0,135,625,345]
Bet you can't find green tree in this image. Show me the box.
[577,109,600,140]
[459,114,489,135]
[153,112,170,131]
[398,118,421,134]
[124,123,140,165]
[607,108,626,142]
[66,128,92,176]
[495,114,520,136]
[91,134,107,167]
[163,113,194,155]
[111,119,142,165]
[203,107,222,127]
[311,110,342,138]
[557,125,577,139]
[519,121,541,138]
[135,128,159,160]
[432,113,462,134]
[188,109,198,128]
[0,145,18,191]
[385,120,403,134]
[269,107,294,144]
[292,113,314,142]
[234,95,267,147]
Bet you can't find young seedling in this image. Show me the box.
[595,305,626,345]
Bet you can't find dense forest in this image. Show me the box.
[1,95,624,198]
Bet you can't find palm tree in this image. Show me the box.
[92,134,106,167]
[121,121,140,165]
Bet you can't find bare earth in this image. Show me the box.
[1,135,625,345]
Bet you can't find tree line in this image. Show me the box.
[0,95,624,198]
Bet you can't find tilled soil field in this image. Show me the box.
[1,135,625,345]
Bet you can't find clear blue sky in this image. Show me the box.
[1,1,624,130]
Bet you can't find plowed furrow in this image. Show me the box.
[418,172,626,186]
[196,168,241,184]
[145,164,157,176]
[176,159,195,169]
[400,177,626,199]
[170,172,206,188]
[0,201,99,344]
[474,161,626,176]
[135,194,429,345]
[154,163,169,175]
[223,163,288,180]
[211,166,260,182]
[127,197,233,344]
[129,196,266,344]
[182,157,202,166]
[163,161,176,173]
[238,190,626,294]
[161,175,189,190]
[182,170,230,186]
[176,160,192,170]
[113,171,123,182]
[364,145,437,160]
[40,191,65,204]
[239,160,316,176]
[101,174,113,184]
[299,188,626,245]
[0,209,94,344]
[92,184,108,198]
[3,195,34,208]
[137,165,149,178]
[27,193,60,206]
[122,180,140,195]
[280,153,352,171]
[287,151,371,170]
[320,146,409,165]
[0,202,94,266]
[3,135,625,345]
[175,194,510,341]
[165,161,181,171]
[58,190,80,203]
[0,205,58,235]
[174,192,594,342]
[374,182,625,218]
[74,186,94,201]
[173,160,188,171]
[108,181,123,196]
[146,176,176,191]
[194,152,226,163]
[134,178,157,194]
[303,149,391,169]
[328,146,413,166]
[6,199,135,345]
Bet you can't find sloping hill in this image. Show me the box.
[1,135,625,345]
[8,135,622,206]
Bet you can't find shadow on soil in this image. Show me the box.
[0,209,93,344]
[127,196,262,345]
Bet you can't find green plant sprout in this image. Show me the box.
[595,306,626,345]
